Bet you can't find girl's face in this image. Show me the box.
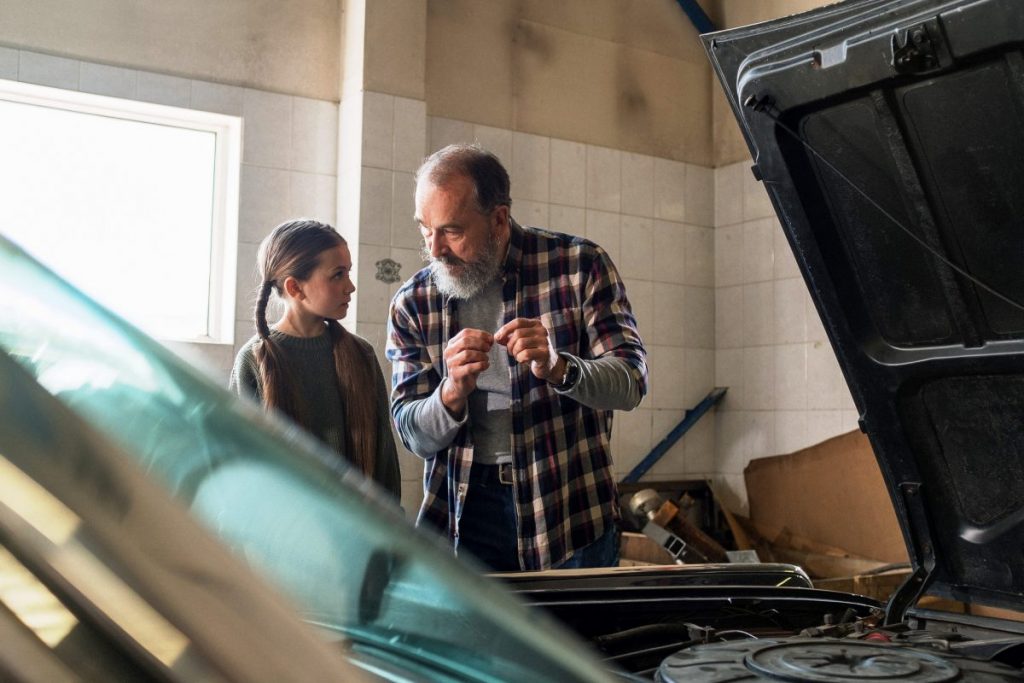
[295,244,356,321]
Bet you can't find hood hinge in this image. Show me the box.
[892,20,946,75]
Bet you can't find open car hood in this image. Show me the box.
[704,0,1024,619]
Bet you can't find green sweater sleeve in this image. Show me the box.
[229,336,263,404]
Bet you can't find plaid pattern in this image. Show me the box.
[386,221,648,569]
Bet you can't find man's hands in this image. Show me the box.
[495,318,566,383]
[442,318,567,416]
[441,328,494,416]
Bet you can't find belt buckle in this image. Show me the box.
[498,463,514,485]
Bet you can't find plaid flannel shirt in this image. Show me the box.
[386,221,648,569]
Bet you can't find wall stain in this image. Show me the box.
[512,20,552,62]
[616,54,654,143]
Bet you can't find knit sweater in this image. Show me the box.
[229,328,401,498]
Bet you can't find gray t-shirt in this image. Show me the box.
[460,278,512,465]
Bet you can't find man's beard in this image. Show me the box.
[424,229,502,300]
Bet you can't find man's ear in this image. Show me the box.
[494,204,510,225]
[493,204,511,234]
[283,276,304,300]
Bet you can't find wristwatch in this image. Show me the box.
[552,354,581,391]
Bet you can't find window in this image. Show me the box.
[0,79,241,344]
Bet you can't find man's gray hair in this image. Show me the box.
[416,143,512,214]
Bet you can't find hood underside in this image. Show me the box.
[704,0,1024,614]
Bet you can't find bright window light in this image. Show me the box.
[0,79,241,344]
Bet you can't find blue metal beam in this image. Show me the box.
[621,387,727,484]
[674,0,716,34]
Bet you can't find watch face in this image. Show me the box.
[562,358,579,388]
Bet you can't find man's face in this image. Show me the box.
[415,174,508,299]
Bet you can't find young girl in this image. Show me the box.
[230,219,401,498]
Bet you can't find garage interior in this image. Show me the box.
[0,0,889,570]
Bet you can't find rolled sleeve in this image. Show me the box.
[579,247,649,403]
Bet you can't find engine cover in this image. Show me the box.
[657,638,1022,682]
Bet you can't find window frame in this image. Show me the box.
[0,78,242,345]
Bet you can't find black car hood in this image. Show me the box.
[704,0,1024,617]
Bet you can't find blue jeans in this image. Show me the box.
[457,464,620,571]
[554,525,620,569]
[458,464,520,571]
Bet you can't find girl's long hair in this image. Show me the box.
[253,219,376,477]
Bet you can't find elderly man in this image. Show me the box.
[386,143,647,571]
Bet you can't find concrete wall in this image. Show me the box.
[0,0,340,100]
[0,0,836,167]
[0,0,717,162]
[425,0,715,165]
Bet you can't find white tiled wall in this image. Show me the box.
[365,117,720,495]
[351,107,720,515]
[343,90,430,513]
[712,160,858,515]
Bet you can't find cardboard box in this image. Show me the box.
[815,568,911,602]
[620,531,675,565]
[744,430,908,566]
